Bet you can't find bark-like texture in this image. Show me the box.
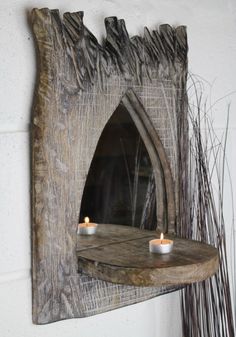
[62,11,188,89]
[31,8,188,324]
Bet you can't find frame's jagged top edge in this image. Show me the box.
[31,7,188,90]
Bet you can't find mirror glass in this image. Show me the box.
[79,103,157,230]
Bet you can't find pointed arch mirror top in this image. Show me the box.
[79,89,176,233]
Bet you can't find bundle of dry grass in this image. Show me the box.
[180,76,235,337]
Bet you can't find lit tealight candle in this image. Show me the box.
[149,233,173,254]
[77,217,98,235]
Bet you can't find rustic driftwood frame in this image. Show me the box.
[31,8,188,324]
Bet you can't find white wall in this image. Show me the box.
[0,1,235,336]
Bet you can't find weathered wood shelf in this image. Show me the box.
[77,224,219,287]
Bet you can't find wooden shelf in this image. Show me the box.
[76,224,219,287]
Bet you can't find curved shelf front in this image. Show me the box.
[76,224,219,287]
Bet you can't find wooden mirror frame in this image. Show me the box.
[31,8,189,324]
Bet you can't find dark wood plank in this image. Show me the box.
[77,225,219,287]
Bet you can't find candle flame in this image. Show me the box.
[84,217,90,224]
[160,233,164,241]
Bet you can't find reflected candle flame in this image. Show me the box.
[78,217,97,235]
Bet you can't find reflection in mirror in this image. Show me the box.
[79,103,157,230]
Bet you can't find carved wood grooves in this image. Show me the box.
[31,8,188,324]
[33,9,188,92]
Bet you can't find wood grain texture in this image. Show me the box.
[31,8,189,324]
[77,225,219,287]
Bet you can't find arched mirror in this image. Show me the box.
[79,102,157,230]
[79,90,176,232]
